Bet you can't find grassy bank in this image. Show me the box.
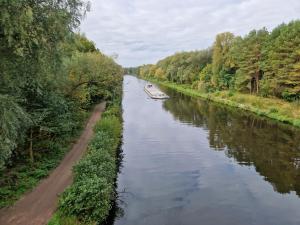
[0,111,88,208]
[48,102,123,225]
[147,78,300,128]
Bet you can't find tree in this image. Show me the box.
[0,0,87,165]
[65,52,123,107]
[194,64,214,92]
[0,95,30,169]
[262,21,300,100]
[155,68,165,80]
[234,29,269,94]
[137,20,300,102]
[212,32,235,89]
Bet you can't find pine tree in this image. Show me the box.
[262,21,300,100]
[234,29,269,94]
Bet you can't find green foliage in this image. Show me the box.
[0,95,30,169]
[262,21,300,100]
[212,32,235,88]
[0,0,123,210]
[102,104,122,118]
[59,176,113,223]
[234,29,269,93]
[137,20,300,103]
[138,49,212,84]
[0,113,86,208]
[0,0,86,168]
[74,148,116,183]
[58,105,122,224]
[48,213,84,225]
[65,52,123,108]
[94,117,122,139]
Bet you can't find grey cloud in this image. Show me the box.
[80,0,300,67]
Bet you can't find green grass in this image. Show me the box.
[147,78,300,128]
[49,103,122,225]
[48,213,89,225]
[0,112,88,209]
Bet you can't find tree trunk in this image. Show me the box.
[29,128,34,163]
[256,72,260,94]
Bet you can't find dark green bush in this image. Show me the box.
[269,108,278,114]
[59,176,113,223]
[73,149,116,184]
[89,132,116,152]
[59,110,122,224]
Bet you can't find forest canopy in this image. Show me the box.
[136,20,300,102]
[0,0,123,170]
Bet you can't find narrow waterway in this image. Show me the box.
[113,75,300,225]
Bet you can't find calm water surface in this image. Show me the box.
[113,75,300,225]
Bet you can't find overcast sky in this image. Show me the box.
[80,0,300,67]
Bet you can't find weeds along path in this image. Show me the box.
[0,103,106,225]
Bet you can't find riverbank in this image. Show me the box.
[146,78,300,128]
[0,104,105,225]
[48,101,123,225]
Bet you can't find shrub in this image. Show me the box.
[293,120,300,127]
[59,176,113,223]
[48,213,82,225]
[58,110,122,224]
[269,108,278,114]
[73,150,116,183]
[102,104,122,118]
[89,132,116,151]
[228,90,235,97]
[94,116,122,139]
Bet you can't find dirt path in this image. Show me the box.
[0,103,106,225]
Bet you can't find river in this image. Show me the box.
[112,75,300,225]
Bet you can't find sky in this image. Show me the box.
[80,0,300,67]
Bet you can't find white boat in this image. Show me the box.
[144,84,169,99]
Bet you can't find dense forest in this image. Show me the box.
[136,21,300,102]
[0,0,122,207]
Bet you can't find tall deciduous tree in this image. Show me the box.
[212,32,235,89]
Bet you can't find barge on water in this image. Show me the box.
[144,84,169,99]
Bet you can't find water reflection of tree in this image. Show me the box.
[162,93,300,196]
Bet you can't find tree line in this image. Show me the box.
[135,20,300,102]
[0,1,123,171]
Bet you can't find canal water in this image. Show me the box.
[113,75,300,225]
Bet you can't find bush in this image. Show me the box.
[94,116,122,139]
[228,90,235,97]
[59,176,113,223]
[73,149,116,184]
[48,213,82,225]
[89,132,116,153]
[269,108,278,114]
[58,109,122,224]
[102,104,122,118]
[282,90,300,102]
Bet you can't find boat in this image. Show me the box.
[144,84,169,99]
